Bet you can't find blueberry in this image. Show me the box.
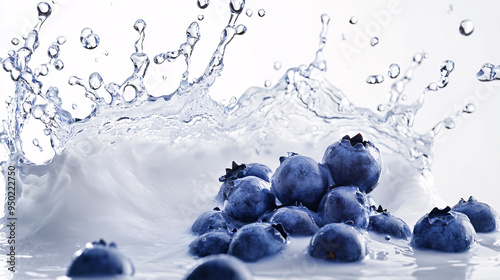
[191,207,228,235]
[271,154,329,211]
[189,230,233,257]
[216,161,273,204]
[318,186,370,229]
[322,134,382,193]
[452,196,499,233]
[228,222,288,262]
[268,206,321,236]
[184,255,252,280]
[368,205,412,239]
[224,176,276,223]
[66,239,134,277]
[412,206,476,252]
[308,223,367,262]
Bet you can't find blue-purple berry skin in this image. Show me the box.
[189,230,233,257]
[268,206,321,236]
[308,223,367,262]
[368,206,411,239]
[452,196,499,233]
[271,154,329,211]
[412,207,476,252]
[322,134,382,193]
[191,207,228,235]
[184,255,252,280]
[319,186,370,229]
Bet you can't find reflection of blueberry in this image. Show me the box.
[66,239,134,277]
[184,255,252,280]
[452,196,499,233]
[368,205,411,239]
[216,161,272,204]
[319,186,369,228]
[308,223,367,262]
[412,206,476,252]
[191,207,228,235]
[189,230,233,257]
[271,154,328,211]
[228,222,288,262]
[322,134,382,193]
[224,177,276,223]
[268,206,321,236]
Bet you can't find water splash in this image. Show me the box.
[80,28,100,49]
[388,63,400,79]
[476,63,500,81]
[367,74,384,84]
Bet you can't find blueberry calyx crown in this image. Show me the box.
[428,206,452,218]
[374,205,388,214]
[343,133,368,147]
[219,161,247,182]
[279,152,299,164]
[91,239,117,248]
[458,196,477,204]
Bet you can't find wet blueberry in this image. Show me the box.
[322,134,382,193]
[66,239,134,277]
[412,206,476,252]
[191,207,228,235]
[308,223,367,262]
[224,176,276,223]
[189,230,233,257]
[268,206,322,236]
[184,255,252,280]
[368,205,412,239]
[228,222,288,262]
[271,153,329,211]
[318,186,370,229]
[452,196,499,233]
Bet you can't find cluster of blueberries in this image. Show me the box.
[63,134,498,279]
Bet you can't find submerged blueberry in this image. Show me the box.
[271,154,329,211]
[308,223,367,262]
[319,186,370,229]
[224,176,276,223]
[191,207,228,235]
[228,222,288,262]
[184,255,252,280]
[412,206,476,252]
[368,205,412,239]
[189,230,233,257]
[268,206,321,236]
[452,196,499,233]
[66,239,134,277]
[322,134,382,193]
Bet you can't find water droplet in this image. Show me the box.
[274,61,282,70]
[349,16,358,24]
[258,9,266,17]
[104,51,109,56]
[57,36,66,45]
[438,77,449,88]
[464,103,476,114]
[264,80,271,87]
[230,0,245,14]
[37,2,52,17]
[426,82,438,91]
[39,64,49,76]
[134,19,146,33]
[246,9,253,17]
[476,63,495,81]
[198,15,204,21]
[43,128,52,136]
[80,28,100,49]
[95,58,98,62]
[235,24,247,35]
[32,138,40,146]
[53,59,64,70]
[366,75,384,84]
[154,53,166,64]
[197,0,210,9]
[440,60,455,77]
[459,19,474,36]
[89,72,104,90]
[341,34,346,41]
[162,75,167,81]
[388,63,400,79]
[377,104,386,112]
[413,53,425,64]
[11,38,20,45]
[47,43,60,58]
[444,118,455,129]
[370,37,379,47]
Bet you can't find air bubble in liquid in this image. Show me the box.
[388,63,400,79]
[459,19,474,36]
[370,37,379,46]
[246,9,253,17]
[197,0,210,9]
[258,9,266,17]
[366,75,384,84]
[11,38,20,45]
[349,16,358,24]
[89,72,104,90]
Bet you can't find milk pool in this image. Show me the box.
[1,1,500,279]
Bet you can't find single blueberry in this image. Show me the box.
[412,206,476,252]
[216,161,273,204]
[308,223,367,262]
[322,134,382,193]
[268,206,321,236]
[224,176,276,223]
[184,255,252,280]
[452,196,499,233]
[66,239,134,277]
[191,207,228,235]
[368,205,412,239]
[228,222,288,262]
[271,154,329,211]
[189,230,233,257]
[319,186,370,229]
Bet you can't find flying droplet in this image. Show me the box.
[274,61,282,70]
[235,24,247,35]
[57,36,66,45]
[464,103,476,114]
[230,0,245,14]
[80,28,100,49]
[264,80,271,87]
[366,75,384,84]
[377,104,386,112]
[72,104,78,110]
[258,9,266,17]
[37,2,52,17]
[370,37,379,47]
[162,75,167,81]
[89,72,104,90]
[53,59,64,70]
[388,63,400,79]
[197,0,210,9]
[47,43,60,58]
[11,38,20,45]
[349,16,358,24]
[444,118,455,129]
[440,60,455,77]
[198,15,204,21]
[459,19,474,36]
[426,82,438,91]
[476,63,495,81]
[32,138,40,146]
[104,51,109,56]
[39,64,49,76]
[246,9,253,17]
[43,128,52,136]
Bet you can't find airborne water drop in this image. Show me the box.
[388,63,400,79]
[459,19,474,36]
